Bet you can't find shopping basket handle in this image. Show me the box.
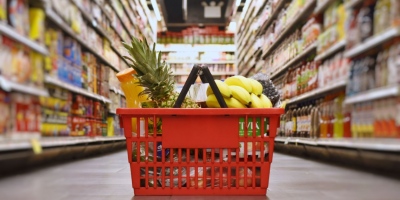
[173,65,228,108]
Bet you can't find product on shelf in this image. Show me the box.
[0,35,44,87]
[318,1,346,53]
[347,40,400,96]
[158,26,234,45]
[280,91,349,138]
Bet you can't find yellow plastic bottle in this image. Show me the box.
[116,68,146,135]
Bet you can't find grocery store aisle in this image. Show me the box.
[1,151,400,200]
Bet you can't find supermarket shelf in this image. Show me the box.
[70,0,112,43]
[0,136,125,152]
[237,2,255,45]
[111,45,129,66]
[109,2,132,40]
[257,0,288,37]
[314,0,336,14]
[44,75,111,103]
[344,28,400,58]
[344,85,400,104]
[315,40,346,61]
[0,23,48,55]
[46,9,120,72]
[109,87,125,97]
[173,71,236,76]
[288,79,347,104]
[156,44,236,52]
[0,76,49,96]
[261,0,316,59]
[275,137,400,152]
[167,60,235,64]
[344,0,363,9]
[270,42,317,80]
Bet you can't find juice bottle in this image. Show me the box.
[292,108,297,137]
[333,96,344,138]
[343,104,352,138]
[116,68,146,135]
[320,102,327,138]
[327,101,334,138]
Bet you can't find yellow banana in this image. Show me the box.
[248,79,263,96]
[280,100,287,109]
[229,85,251,105]
[260,94,273,108]
[206,80,232,98]
[224,76,252,93]
[206,94,247,108]
[250,93,264,108]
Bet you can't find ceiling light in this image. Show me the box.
[151,0,161,21]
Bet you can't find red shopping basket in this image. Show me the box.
[117,66,284,195]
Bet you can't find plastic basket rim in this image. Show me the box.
[117,108,285,116]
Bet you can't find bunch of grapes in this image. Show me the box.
[251,73,280,106]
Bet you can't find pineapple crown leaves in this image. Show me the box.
[122,37,175,102]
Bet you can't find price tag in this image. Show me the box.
[295,139,299,146]
[30,139,42,154]
[284,137,289,145]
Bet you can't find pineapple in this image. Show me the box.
[122,37,199,108]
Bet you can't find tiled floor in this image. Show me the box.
[1,151,400,200]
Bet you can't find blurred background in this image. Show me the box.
[0,0,400,199]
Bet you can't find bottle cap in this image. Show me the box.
[116,68,137,82]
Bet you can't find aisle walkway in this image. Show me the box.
[1,151,399,200]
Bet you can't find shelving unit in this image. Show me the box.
[344,85,400,104]
[0,23,49,56]
[344,28,400,58]
[44,76,111,103]
[45,8,120,72]
[0,76,49,97]
[156,44,236,52]
[288,79,347,104]
[261,0,317,60]
[0,136,125,152]
[270,42,317,79]
[314,0,337,14]
[315,40,346,61]
[275,137,400,152]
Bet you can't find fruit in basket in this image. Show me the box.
[206,94,246,108]
[248,79,263,96]
[260,94,273,108]
[206,80,232,98]
[249,93,263,108]
[225,76,252,93]
[251,73,281,106]
[229,86,251,105]
[122,37,199,108]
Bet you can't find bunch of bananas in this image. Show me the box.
[206,76,273,108]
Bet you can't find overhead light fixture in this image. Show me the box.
[151,0,162,21]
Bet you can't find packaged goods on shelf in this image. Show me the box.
[346,41,400,96]
[7,0,30,37]
[280,91,350,138]
[158,26,234,45]
[163,51,235,62]
[0,35,44,88]
[346,0,400,50]
[317,1,346,53]
[171,63,235,74]
[352,97,399,138]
